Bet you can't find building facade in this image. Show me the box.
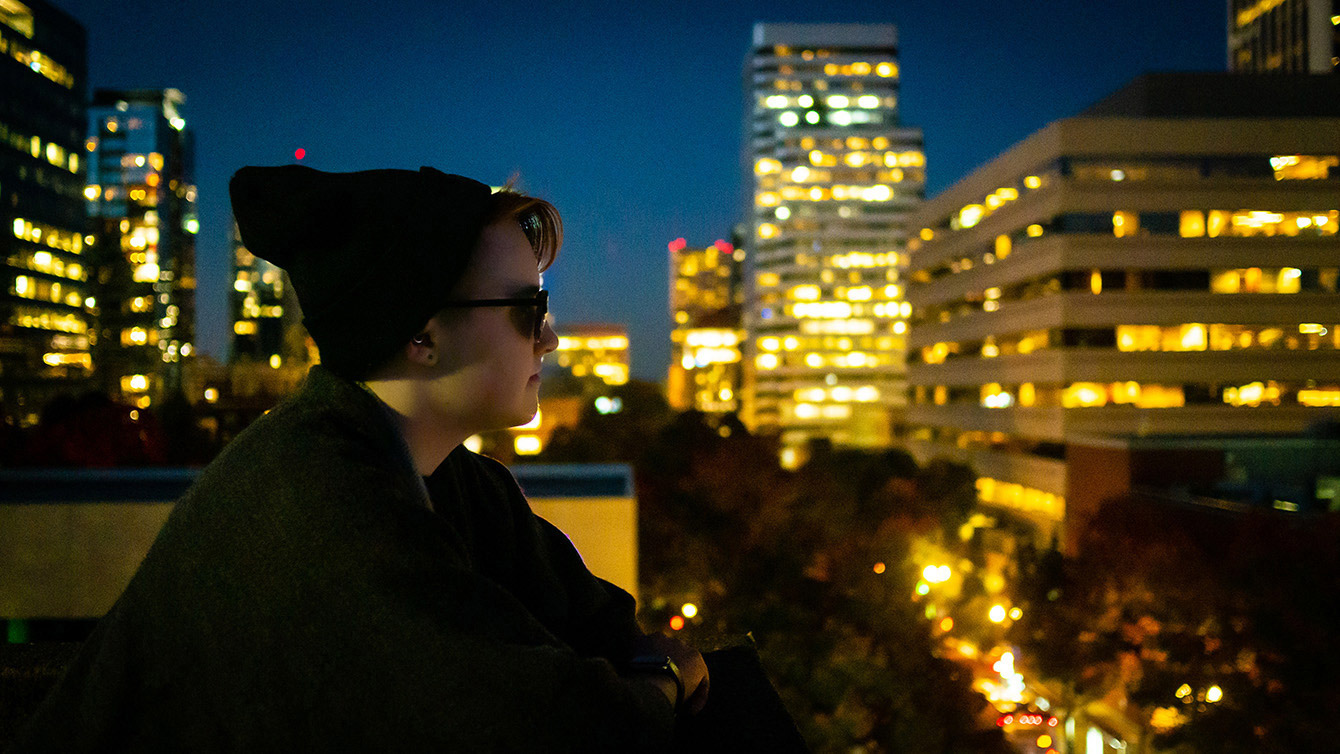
[1228,0,1339,73]
[743,22,924,462]
[229,220,308,368]
[1,0,89,425]
[551,323,630,389]
[904,73,1340,548]
[667,237,745,416]
[85,88,197,409]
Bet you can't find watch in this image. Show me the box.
[626,654,684,712]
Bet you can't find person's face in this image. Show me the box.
[419,220,558,434]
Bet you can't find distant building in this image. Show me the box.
[229,221,306,368]
[1228,0,1339,73]
[551,323,629,389]
[743,22,924,464]
[905,73,1340,550]
[85,88,198,410]
[667,237,745,416]
[0,0,90,426]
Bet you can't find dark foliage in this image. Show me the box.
[548,408,1004,752]
[1013,493,1340,752]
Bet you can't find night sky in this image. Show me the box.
[53,0,1228,380]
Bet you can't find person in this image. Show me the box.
[10,165,805,752]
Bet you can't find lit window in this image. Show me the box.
[1179,324,1207,351]
[1112,211,1139,238]
[1062,383,1107,408]
[958,205,984,229]
[1223,381,1280,408]
[514,435,542,455]
[1270,155,1337,180]
[1018,383,1035,407]
[779,112,799,127]
[1179,210,1205,237]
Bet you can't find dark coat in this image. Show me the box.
[11,366,673,752]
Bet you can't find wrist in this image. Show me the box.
[625,654,684,713]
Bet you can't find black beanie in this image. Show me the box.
[228,165,493,378]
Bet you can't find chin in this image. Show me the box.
[507,407,539,429]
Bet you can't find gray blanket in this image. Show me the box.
[10,366,672,752]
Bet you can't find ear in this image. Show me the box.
[406,327,438,367]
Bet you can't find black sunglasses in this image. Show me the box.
[439,289,549,341]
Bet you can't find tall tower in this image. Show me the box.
[86,89,197,410]
[0,0,90,426]
[743,22,924,464]
[1228,0,1339,73]
[229,221,306,368]
[667,237,745,417]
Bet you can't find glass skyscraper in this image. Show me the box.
[1,0,89,425]
[743,22,924,464]
[85,88,197,409]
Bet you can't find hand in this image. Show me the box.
[634,633,710,715]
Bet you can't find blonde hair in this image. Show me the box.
[484,189,562,271]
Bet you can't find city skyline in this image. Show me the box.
[52,0,1230,379]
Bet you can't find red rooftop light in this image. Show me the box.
[294,148,306,160]
[668,237,687,253]
[714,239,734,253]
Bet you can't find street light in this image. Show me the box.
[989,604,1007,623]
[922,564,952,584]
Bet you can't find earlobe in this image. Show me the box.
[409,332,437,366]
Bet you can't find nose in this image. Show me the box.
[536,317,558,356]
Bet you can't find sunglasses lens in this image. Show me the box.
[508,293,548,341]
[535,296,548,340]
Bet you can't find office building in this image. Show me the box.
[1228,0,1339,73]
[85,88,197,409]
[552,323,630,388]
[667,237,745,416]
[905,73,1340,548]
[743,22,924,461]
[229,220,309,368]
[0,0,88,425]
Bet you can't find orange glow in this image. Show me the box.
[873,562,886,574]
[669,615,685,631]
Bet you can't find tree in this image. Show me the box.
[1013,492,1340,753]
[632,415,1006,752]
